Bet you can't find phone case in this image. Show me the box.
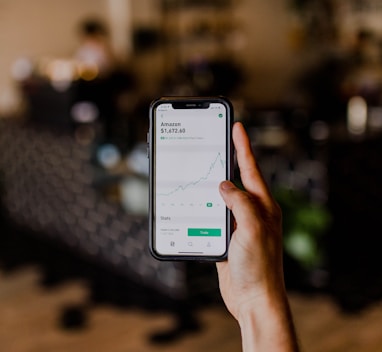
[148,96,234,261]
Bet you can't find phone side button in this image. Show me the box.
[146,132,150,158]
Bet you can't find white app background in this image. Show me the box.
[154,103,227,256]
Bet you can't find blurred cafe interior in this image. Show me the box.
[2,0,382,350]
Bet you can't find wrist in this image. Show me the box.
[237,290,299,352]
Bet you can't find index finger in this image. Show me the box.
[233,122,273,203]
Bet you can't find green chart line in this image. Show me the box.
[157,152,226,196]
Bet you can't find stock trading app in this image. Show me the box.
[154,103,228,256]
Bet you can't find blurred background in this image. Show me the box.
[1,0,382,351]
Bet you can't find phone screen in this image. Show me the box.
[149,98,232,260]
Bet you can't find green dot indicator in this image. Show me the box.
[206,202,213,207]
[218,113,223,118]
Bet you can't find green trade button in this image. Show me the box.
[188,228,221,237]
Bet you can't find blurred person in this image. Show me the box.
[73,18,118,141]
[75,18,115,77]
[349,29,380,67]
[217,122,300,351]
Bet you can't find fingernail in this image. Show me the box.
[220,180,235,190]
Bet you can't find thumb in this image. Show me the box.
[219,180,239,210]
[219,181,262,250]
[219,181,257,225]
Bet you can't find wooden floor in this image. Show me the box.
[1,267,382,352]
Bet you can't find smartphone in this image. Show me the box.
[149,97,233,261]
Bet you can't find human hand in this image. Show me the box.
[217,122,298,351]
[217,121,285,320]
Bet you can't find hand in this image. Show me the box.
[217,122,298,351]
[217,121,284,318]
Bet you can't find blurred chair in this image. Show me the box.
[0,118,212,340]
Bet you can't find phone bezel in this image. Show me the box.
[148,96,234,261]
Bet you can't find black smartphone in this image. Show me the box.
[148,97,233,261]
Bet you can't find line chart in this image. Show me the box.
[157,152,226,197]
